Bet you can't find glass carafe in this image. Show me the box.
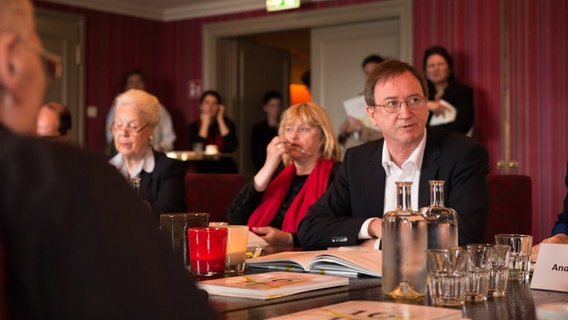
[382,181,428,301]
[420,180,458,249]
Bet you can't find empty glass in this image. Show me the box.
[495,234,532,282]
[426,246,468,307]
[465,244,491,302]
[487,244,511,297]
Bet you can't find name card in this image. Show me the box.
[531,243,568,292]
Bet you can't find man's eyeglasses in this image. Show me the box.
[111,123,149,135]
[19,38,62,82]
[372,96,425,114]
[38,47,62,82]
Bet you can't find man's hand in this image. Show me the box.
[530,233,568,262]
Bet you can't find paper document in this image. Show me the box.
[248,231,268,247]
[429,99,457,126]
[342,95,378,130]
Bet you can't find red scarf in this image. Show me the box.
[247,158,334,232]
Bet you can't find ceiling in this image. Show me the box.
[39,0,324,22]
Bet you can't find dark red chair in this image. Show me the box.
[484,174,532,243]
[185,173,246,223]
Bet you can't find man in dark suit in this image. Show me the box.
[0,0,217,318]
[298,60,489,250]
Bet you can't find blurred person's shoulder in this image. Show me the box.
[0,125,118,186]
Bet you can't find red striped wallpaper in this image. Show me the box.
[34,0,568,241]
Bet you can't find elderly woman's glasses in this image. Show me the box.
[373,96,425,114]
[111,122,149,135]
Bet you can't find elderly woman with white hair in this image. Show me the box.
[109,89,187,219]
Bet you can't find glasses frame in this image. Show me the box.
[111,122,150,135]
[372,96,426,114]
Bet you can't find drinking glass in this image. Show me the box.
[187,227,228,276]
[487,244,511,297]
[159,213,209,268]
[224,225,249,274]
[426,246,468,307]
[465,244,491,302]
[495,234,532,282]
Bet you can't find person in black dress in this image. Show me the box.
[251,90,283,171]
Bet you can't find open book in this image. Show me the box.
[246,248,381,277]
[197,271,348,300]
[268,300,463,320]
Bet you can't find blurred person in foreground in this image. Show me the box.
[298,60,489,250]
[251,90,284,171]
[531,162,568,261]
[36,101,71,142]
[109,89,187,218]
[228,102,342,247]
[0,0,216,318]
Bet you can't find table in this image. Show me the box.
[207,273,568,319]
[166,151,237,173]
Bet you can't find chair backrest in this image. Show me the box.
[185,173,246,223]
[484,174,532,243]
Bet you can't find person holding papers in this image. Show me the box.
[228,102,342,247]
[531,163,568,261]
[297,60,489,250]
[423,46,475,136]
[338,54,384,153]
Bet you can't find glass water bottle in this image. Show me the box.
[420,180,458,249]
[382,181,428,301]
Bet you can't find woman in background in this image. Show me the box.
[189,90,238,153]
[109,89,187,219]
[423,46,475,136]
[228,102,342,247]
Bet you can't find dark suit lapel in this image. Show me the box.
[419,130,441,207]
[373,140,386,202]
[139,150,158,199]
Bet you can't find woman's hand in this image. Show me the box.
[216,104,225,122]
[427,100,449,116]
[253,136,288,191]
[252,226,293,247]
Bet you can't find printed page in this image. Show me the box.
[268,300,463,320]
[198,272,348,299]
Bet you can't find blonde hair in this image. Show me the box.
[114,89,161,127]
[278,102,341,165]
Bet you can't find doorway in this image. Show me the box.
[204,0,412,175]
[35,9,84,145]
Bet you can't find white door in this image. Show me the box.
[311,19,401,136]
[35,9,84,145]
[217,40,290,177]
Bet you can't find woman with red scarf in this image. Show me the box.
[228,102,342,247]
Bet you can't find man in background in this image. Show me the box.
[338,54,385,154]
[298,60,489,250]
[0,0,216,318]
[36,101,72,142]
